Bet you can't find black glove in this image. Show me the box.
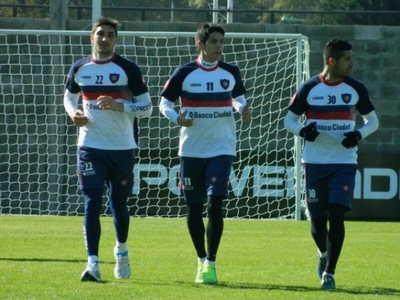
[299,122,319,142]
[341,131,362,148]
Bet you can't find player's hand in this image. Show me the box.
[177,110,193,127]
[341,131,362,148]
[299,122,319,141]
[71,110,89,127]
[97,95,122,111]
[241,106,252,122]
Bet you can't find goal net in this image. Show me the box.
[0,29,309,219]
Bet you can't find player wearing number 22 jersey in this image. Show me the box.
[63,17,152,283]
[64,53,151,150]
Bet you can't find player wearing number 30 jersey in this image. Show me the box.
[287,71,375,164]
[284,39,378,290]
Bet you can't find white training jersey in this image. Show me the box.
[64,54,150,150]
[160,59,246,158]
[288,73,375,164]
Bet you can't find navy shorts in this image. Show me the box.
[304,163,357,217]
[77,146,135,191]
[179,155,234,204]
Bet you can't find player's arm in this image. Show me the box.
[285,111,319,142]
[233,95,252,122]
[343,82,379,141]
[341,111,378,148]
[159,97,193,127]
[97,92,153,117]
[284,110,303,136]
[358,110,379,139]
[63,89,89,127]
[123,92,153,117]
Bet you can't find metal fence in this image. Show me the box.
[0,4,399,26]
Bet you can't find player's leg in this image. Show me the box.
[107,149,135,279]
[311,215,328,256]
[319,202,347,290]
[180,157,207,282]
[205,195,224,262]
[187,201,207,283]
[77,147,106,282]
[202,195,224,284]
[186,202,207,258]
[310,214,328,282]
[203,155,233,284]
[204,155,233,261]
[82,188,104,259]
[304,163,329,282]
[322,164,356,288]
[326,203,347,275]
[108,149,134,246]
[80,187,104,282]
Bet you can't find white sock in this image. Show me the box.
[318,249,327,257]
[198,257,206,264]
[205,259,215,267]
[116,241,128,253]
[88,255,99,264]
[322,271,334,278]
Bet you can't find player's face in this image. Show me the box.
[91,25,117,59]
[199,32,224,62]
[335,50,353,78]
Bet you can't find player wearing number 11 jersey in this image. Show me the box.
[159,23,252,284]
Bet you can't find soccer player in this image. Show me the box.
[159,23,251,285]
[63,17,153,282]
[284,39,379,289]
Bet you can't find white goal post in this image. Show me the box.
[0,29,309,219]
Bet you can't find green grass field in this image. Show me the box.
[0,215,399,300]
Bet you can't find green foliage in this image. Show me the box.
[271,0,319,10]
[188,0,208,8]
[316,0,400,25]
[0,215,399,299]
[1,0,400,25]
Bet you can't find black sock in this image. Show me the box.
[326,203,347,274]
[187,202,206,258]
[311,214,328,253]
[206,196,224,262]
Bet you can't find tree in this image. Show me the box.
[187,0,275,23]
[1,0,399,25]
[318,0,400,25]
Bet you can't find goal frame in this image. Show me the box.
[0,29,309,220]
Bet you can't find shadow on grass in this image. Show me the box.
[2,258,399,298]
[173,281,400,297]
[0,257,114,265]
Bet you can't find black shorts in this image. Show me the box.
[77,146,135,191]
[179,155,234,204]
[304,163,357,217]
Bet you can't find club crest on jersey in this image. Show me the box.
[220,79,230,90]
[109,73,120,84]
[341,93,351,103]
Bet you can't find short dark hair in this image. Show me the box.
[195,23,225,44]
[92,17,119,36]
[323,39,352,64]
